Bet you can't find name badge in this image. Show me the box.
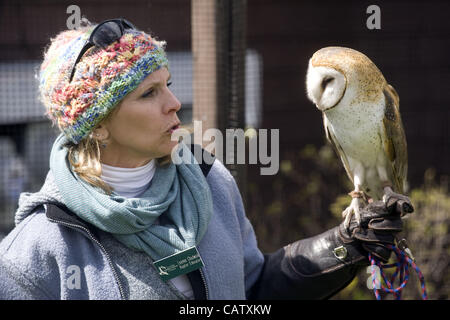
[153,246,204,282]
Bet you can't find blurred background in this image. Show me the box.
[0,0,448,299]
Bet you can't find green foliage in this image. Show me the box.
[400,169,449,299]
[246,143,449,299]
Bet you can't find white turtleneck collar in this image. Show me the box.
[100,160,156,198]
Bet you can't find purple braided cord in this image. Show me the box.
[369,244,428,300]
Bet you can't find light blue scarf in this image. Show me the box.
[49,134,213,261]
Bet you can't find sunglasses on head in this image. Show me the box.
[69,18,136,82]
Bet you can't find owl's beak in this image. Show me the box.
[306,60,347,112]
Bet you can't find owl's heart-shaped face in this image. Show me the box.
[306,46,386,113]
[306,63,347,111]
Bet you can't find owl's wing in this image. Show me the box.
[380,84,408,193]
[323,114,354,184]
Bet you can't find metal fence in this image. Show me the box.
[0,0,259,235]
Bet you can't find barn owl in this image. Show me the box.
[305,46,413,228]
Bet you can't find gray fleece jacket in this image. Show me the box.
[0,159,265,300]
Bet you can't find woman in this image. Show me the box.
[0,18,409,300]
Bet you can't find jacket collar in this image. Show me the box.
[43,202,101,238]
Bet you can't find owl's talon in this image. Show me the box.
[342,206,350,218]
[342,196,363,229]
[343,210,352,230]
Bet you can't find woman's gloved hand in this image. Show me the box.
[249,194,414,300]
[339,196,413,263]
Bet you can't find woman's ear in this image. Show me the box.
[92,124,110,141]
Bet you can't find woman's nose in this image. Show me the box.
[165,89,181,113]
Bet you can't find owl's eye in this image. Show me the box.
[321,77,334,90]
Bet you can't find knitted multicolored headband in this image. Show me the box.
[38,21,169,144]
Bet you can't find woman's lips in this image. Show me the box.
[167,124,180,134]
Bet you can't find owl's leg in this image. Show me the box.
[342,187,364,229]
[342,170,366,229]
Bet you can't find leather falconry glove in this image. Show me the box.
[346,197,410,263]
[248,195,413,300]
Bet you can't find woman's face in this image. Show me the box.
[99,67,181,167]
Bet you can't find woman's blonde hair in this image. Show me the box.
[68,138,172,195]
[68,137,113,194]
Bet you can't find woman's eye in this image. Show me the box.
[141,82,171,98]
[141,89,154,98]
